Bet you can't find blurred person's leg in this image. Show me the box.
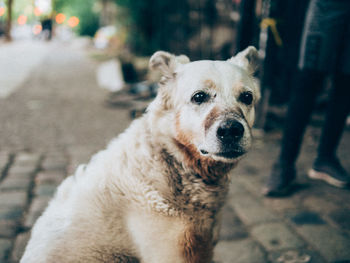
[263,0,350,196]
[309,19,350,187]
[262,70,325,196]
[278,70,324,165]
[317,74,350,162]
[309,73,350,187]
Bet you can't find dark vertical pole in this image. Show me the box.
[255,0,271,129]
[5,0,13,41]
[204,0,217,59]
[236,0,257,52]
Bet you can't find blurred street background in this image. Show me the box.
[0,0,350,262]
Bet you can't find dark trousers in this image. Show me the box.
[279,71,350,165]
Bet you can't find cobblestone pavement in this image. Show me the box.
[1,40,350,263]
[1,131,350,263]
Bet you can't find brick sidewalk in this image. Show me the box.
[1,130,350,263]
[0,151,68,262]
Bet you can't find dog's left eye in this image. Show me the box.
[191,91,210,105]
[239,91,253,105]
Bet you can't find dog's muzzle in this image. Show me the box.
[215,119,246,159]
[216,119,244,143]
[199,118,248,160]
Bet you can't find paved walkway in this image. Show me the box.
[1,130,350,263]
[0,40,350,263]
[0,41,52,98]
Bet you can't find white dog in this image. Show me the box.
[21,46,260,263]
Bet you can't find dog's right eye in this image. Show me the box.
[191,91,210,105]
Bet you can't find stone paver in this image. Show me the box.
[327,208,350,232]
[14,153,41,168]
[0,207,23,221]
[287,210,326,225]
[295,224,350,262]
[0,191,28,209]
[11,232,30,262]
[7,165,36,177]
[0,220,20,238]
[268,250,326,263]
[231,194,281,225]
[0,177,32,191]
[214,239,267,263]
[24,197,50,228]
[0,238,12,261]
[33,184,57,197]
[35,171,66,186]
[302,196,339,214]
[41,157,67,172]
[251,222,305,251]
[219,204,248,241]
[0,153,11,181]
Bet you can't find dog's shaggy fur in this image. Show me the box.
[21,46,260,263]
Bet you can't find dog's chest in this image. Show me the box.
[126,210,187,262]
[126,209,214,263]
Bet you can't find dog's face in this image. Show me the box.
[149,47,260,163]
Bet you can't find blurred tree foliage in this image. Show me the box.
[115,0,190,55]
[54,0,99,36]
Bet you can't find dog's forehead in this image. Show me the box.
[176,60,249,91]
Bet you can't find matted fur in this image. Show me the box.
[21,46,260,263]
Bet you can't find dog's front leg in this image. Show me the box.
[212,209,223,246]
[127,211,187,263]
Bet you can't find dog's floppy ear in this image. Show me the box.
[148,51,190,110]
[228,46,259,74]
[175,54,190,65]
[149,51,190,82]
[149,51,176,81]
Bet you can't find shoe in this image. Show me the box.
[262,162,296,197]
[308,158,350,188]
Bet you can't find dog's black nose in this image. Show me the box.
[217,120,244,142]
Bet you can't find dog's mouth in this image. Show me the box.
[215,149,246,159]
[200,148,246,159]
